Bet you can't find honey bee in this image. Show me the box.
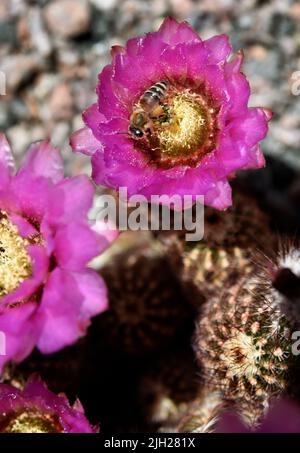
[129,80,169,139]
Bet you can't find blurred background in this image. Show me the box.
[0,0,300,229]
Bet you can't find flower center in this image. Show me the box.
[156,92,208,155]
[0,212,32,297]
[221,330,262,380]
[133,85,219,169]
[2,410,62,433]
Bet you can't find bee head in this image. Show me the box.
[129,125,144,139]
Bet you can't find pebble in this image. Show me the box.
[0,101,16,129]
[90,0,118,11]
[0,1,10,21]
[27,7,53,57]
[33,73,58,101]
[0,0,26,21]
[169,0,194,18]
[49,82,74,121]
[7,124,33,159]
[1,54,43,93]
[0,21,17,48]
[44,0,91,39]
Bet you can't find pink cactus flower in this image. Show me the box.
[71,17,271,210]
[0,377,97,433]
[0,134,115,372]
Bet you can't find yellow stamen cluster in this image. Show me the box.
[134,84,219,169]
[0,213,32,296]
[3,410,61,433]
[156,92,209,157]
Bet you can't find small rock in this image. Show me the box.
[169,0,194,18]
[269,12,296,38]
[10,98,28,122]
[72,80,95,112]
[44,0,91,39]
[17,16,30,45]
[33,74,58,101]
[27,7,53,57]
[0,20,17,47]
[51,121,70,149]
[247,45,268,61]
[1,54,43,93]
[89,0,118,11]
[0,101,16,129]
[7,124,32,159]
[290,3,300,21]
[0,0,12,21]
[49,82,73,120]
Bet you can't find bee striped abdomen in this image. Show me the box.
[140,81,169,110]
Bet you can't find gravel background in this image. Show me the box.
[0,0,300,175]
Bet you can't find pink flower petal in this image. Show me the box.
[37,267,106,353]
[0,133,15,177]
[158,17,201,45]
[47,175,94,227]
[54,222,104,271]
[203,34,232,64]
[0,303,39,372]
[70,126,102,157]
[18,141,63,183]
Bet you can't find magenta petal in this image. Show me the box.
[91,149,107,185]
[47,175,94,227]
[37,267,106,353]
[82,103,108,137]
[0,303,38,372]
[203,34,232,64]
[160,44,188,82]
[54,222,103,271]
[158,17,201,45]
[185,41,209,79]
[8,213,38,237]
[70,127,102,157]
[37,269,87,353]
[71,269,108,319]
[134,32,168,82]
[245,144,265,169]
[10,175,52,221]
[0,378,97,433]
[0,133,15,179]
[18,141,63,183]
[96,65,128,121]
[111,44,125,59]
[229,107,269,147]
[224,56,250,116]
[112,52,152,99]
[203,178,232,210]
[23,379,97,433]
[91,219,119,247]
